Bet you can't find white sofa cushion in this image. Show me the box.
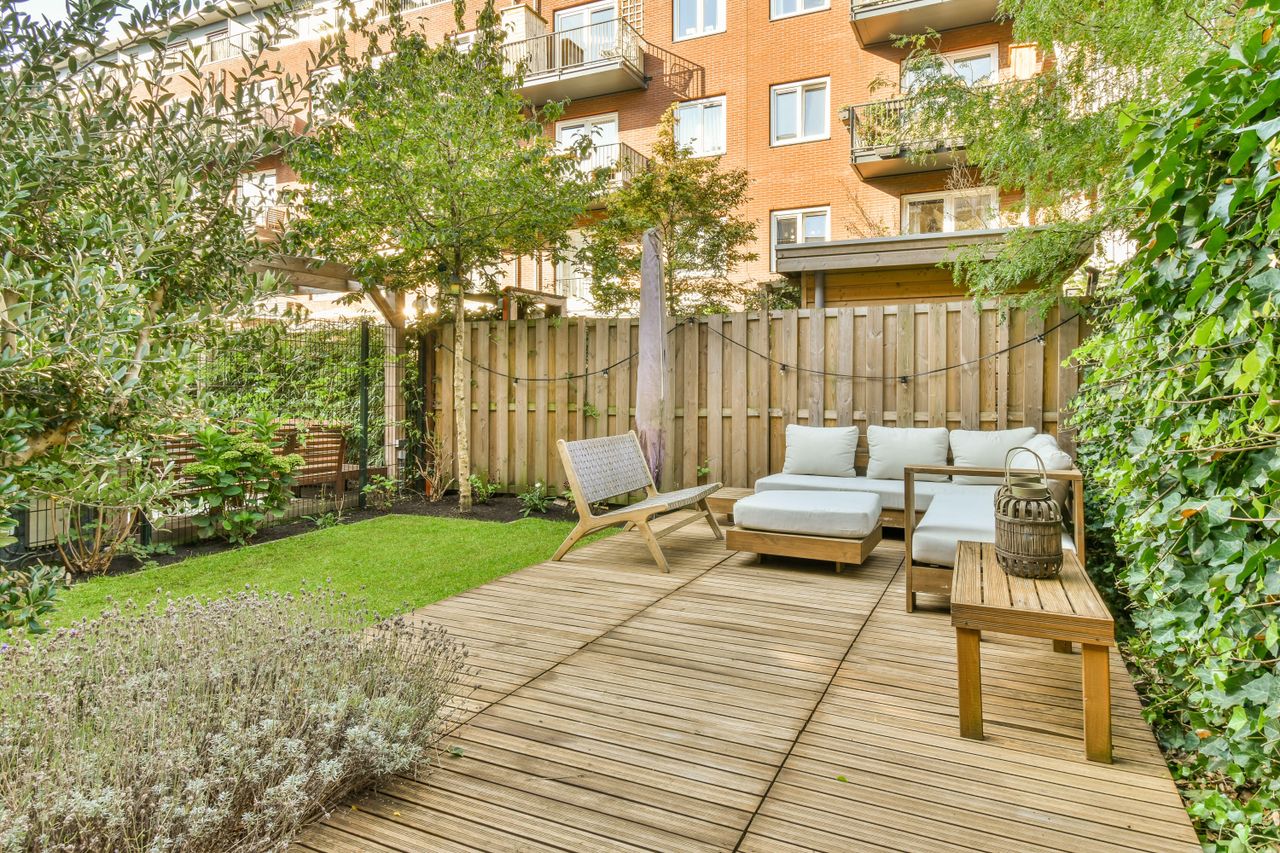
[782,425,859,478]
[911,489,1076,568]
[866,426,949,482]
[950,427,1037,485]
[735,490,881,539]
[753,473,959,512]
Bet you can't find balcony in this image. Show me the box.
[847,92,967,178]
[850,0,998,45]
[502,19,647,105]
[201,31,258,66]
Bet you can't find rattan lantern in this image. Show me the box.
[994,447,1064,579]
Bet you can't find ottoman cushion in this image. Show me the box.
[735,491,881,540]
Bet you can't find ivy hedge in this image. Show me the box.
[1074,3,1280,848]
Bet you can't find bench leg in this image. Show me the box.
[699,500,724,540]
[906,565,917,613]
[636,520,670,573]
[1082,643,1113,763]
[956,627,983,740]
[552,522,591,561]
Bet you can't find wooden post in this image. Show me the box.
[635,228,667,487]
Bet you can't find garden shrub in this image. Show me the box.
[183,413,304,544]
[1074,5,1280,847]
[0,563,65,634]
[0,587,465,852]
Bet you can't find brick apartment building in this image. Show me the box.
[129,0,1038,316]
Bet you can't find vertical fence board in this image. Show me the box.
[867,306,884,430]
[928,303,947,428]
[1024,312,1045,432]
[474,321,491,481]
[553,320,569,485]
[533,322,549,486]
[808,309,825,425]
[707,314,724,483]
[837,309,855,427]
[896,305,914,427]
[661,316,678,489]
[730,312,749,488]
[959,302,979,429]
[493,322,509,488]
[682,322,699,487]
[1057,306,1080,454]
[748,310,768,484]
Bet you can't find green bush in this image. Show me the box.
[468,474,499,505]
[1074,6,1280,847]
[0,587,464,851]
[0,563,66,634]
[361,474,399,511]
[516,482,553,517]
[183,413,303,545]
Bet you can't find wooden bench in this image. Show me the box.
[951,540,1116,762]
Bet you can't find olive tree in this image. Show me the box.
[0,0,332,545]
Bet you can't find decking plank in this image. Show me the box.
[296,518,1199,853]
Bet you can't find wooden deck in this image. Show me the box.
[295,513,1200,853]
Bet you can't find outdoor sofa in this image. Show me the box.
[747,424,1084,609]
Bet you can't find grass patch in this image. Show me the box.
[51,514,602,628]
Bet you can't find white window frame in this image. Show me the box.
[672,0,726,42]
[770,77,829,147]
[238,168,278,227]
[770,0,829,22]
[673,96,727,157]
[770,206,830,272]
[901,43,999,91]
[452,30,477,52]
[900,187,1000,234]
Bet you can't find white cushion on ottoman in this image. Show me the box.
[735,491,881,540]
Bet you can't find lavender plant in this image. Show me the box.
[0,587,466,852]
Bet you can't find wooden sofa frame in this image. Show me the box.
[554,432,723,573]
[903,464,1085,612]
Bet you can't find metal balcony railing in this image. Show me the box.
[202,31,258,65]
[502,18,644,80]
[574,141,649,186]
[848,91,975,156]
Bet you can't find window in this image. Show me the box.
[771,206,829,271]
[238,169,277,227]
[161,40,188,75]
[555,2,617,64]
[901,188,998,234]
[674,0,724,40]
[556,232,591,301]
[453,30,477,52]
[770,78,828,146]
[309,65,342,120]
[771,0,827,21]
[557,114,619,173]
[902,44,999,91]
[674,96,726,157]
[246,78,277,107]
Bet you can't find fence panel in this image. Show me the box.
[427,302,1084,494]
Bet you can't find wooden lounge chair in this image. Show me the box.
[554,431,724,572]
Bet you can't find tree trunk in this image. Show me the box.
[453,293,472,512]
[635,228,667,487]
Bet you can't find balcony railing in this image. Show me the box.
[503,18,644,81]
[847,92,972,176]
[575,141,649,187]
[202,31,258,65]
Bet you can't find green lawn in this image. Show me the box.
[51,514,602,628]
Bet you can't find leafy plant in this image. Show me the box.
[580,107,758,316]
[0,0,335,542]
[416,427,455,503]
[362,474,399,511]
[305,511,343,530]
[582,402,601,420]
[1073,8,1280,847]
[182,414,304,545]
[0,586,464,850]
[0,562,66,634]
[697,459,711,479]
[517,482,553,517]
[468,475,500,505]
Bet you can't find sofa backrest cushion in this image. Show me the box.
[950,427,1038,485]
[783,425,859,478]
[866,426,949,481]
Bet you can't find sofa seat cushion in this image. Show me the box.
[753,473,956,512]
[735,490,881,539]
[911,489,1076,568]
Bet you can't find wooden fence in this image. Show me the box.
[426,302,1083,494]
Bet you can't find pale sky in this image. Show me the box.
[18,0,72,22]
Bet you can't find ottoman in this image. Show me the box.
[725,490,883,572]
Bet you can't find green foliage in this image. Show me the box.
[468,475,499,505]
[195,319,394,466]
[183,414,303,545]
[892,0,1247,304]
[0,587,463,851]
[305,510,343,530]
[287,1,600,511]
[517,482,553,517]
[0,0,333,540]
[1073,7,1280,846]
[0,563,66,635]
[361,474,399,511]
[581,108,757,316]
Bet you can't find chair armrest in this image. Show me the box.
[902,464,1082,483]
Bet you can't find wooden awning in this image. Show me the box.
[775,228,1016,276]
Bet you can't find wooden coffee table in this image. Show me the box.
[950,541,1116,763]
[705,486,752,518]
